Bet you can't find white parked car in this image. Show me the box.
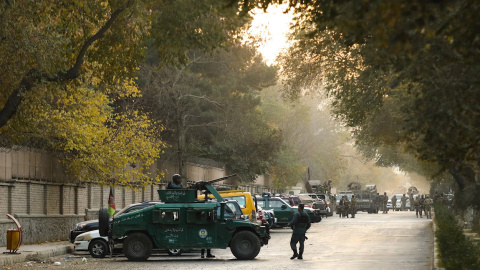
[74,229,110,258]
[387,194,411,211]
[74,229,183,258]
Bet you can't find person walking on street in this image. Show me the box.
[424,195,433,219]
[391,195,397,211]
[167,174,184,189]
[350,195,357,218]
[419,195,425,218]
[287,203,311,260]
[414,196,422,218]
[382,192,388,214]
[409,193,415,211]
[401,194,407,211]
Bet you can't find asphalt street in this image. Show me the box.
[1,210,434,270]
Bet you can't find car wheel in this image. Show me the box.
[89,239,109,258]
[230,231,261,260]
[98,208,109,237]
[123,233,153,261]
[167,249,182,256]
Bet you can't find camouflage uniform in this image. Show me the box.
[350,195,357,218]
[424,196,433,219]
[401,194,407,211]
[382,192,388,214]
[409,193,414,211]
[288,204,311,260]
[414,196,422,218]
[419,195,425,218]
[391,195,397,211]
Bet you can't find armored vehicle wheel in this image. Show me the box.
[89,239,109,258]
[167,249,182,256]
[98,208,109,237]
[315,215,322,222]
[230,231,261,260]
[123,233,153,261]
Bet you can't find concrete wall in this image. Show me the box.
[0,147,279,247]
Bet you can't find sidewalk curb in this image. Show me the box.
[0,244,73,267]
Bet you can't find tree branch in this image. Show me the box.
[0,7,126,129]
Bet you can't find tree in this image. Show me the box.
[0,0,252,185]
[261,85,350,189]
[138,44,280,183]
[259,0,480,209]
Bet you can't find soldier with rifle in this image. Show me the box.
[287,203,311,260]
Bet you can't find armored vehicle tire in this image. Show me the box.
[167,249,182,256]
[314,215,322,222]
[89,239,109,258]
[230,231,261,260]
[123,233,153,261]
[98,208,109,237]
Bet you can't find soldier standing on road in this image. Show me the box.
[401,194,407,211]
[350,195,357,218]
[288,203,311,260]
[382,192,388,214]
[338,195,345,218]
[167,174,184,189]
[391,195,397,211]
[419,195,425,218]
[424,195,433,219]
[409,193,415,211]
[414,196,422,218]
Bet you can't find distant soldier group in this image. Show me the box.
[338,195,357,218]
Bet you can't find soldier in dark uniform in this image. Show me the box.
[167,174,184,189]
[287,203,311,260]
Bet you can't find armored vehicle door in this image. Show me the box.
[152,207,185,247]
[185,207,217,249]
[268,198,293,224]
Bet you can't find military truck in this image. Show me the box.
[99,175,270,261]
[352,184,378,213]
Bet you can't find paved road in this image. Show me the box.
[1,211,433,270]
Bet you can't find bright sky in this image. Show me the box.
[248,5,294,65]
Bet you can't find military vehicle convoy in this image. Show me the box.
[99,175,270,261]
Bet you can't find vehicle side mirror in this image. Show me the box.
[281,205,287,209]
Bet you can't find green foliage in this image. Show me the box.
[271,0,480,209]
[150,0,248,66]
[268,147,304,190]
[434,203,480,270]
[138,44,280,183]
[261,87,350,188]
[0,0,159,185]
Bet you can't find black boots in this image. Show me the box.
[298,252,303,260]
[290,251,298,260]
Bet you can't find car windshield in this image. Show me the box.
[217,204,234,218]
[225,202,242,218]
[256,198,266,207]
[222,196,246,208]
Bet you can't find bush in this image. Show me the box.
[434,203,480,270]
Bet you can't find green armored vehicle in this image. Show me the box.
[99,175,270,261]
